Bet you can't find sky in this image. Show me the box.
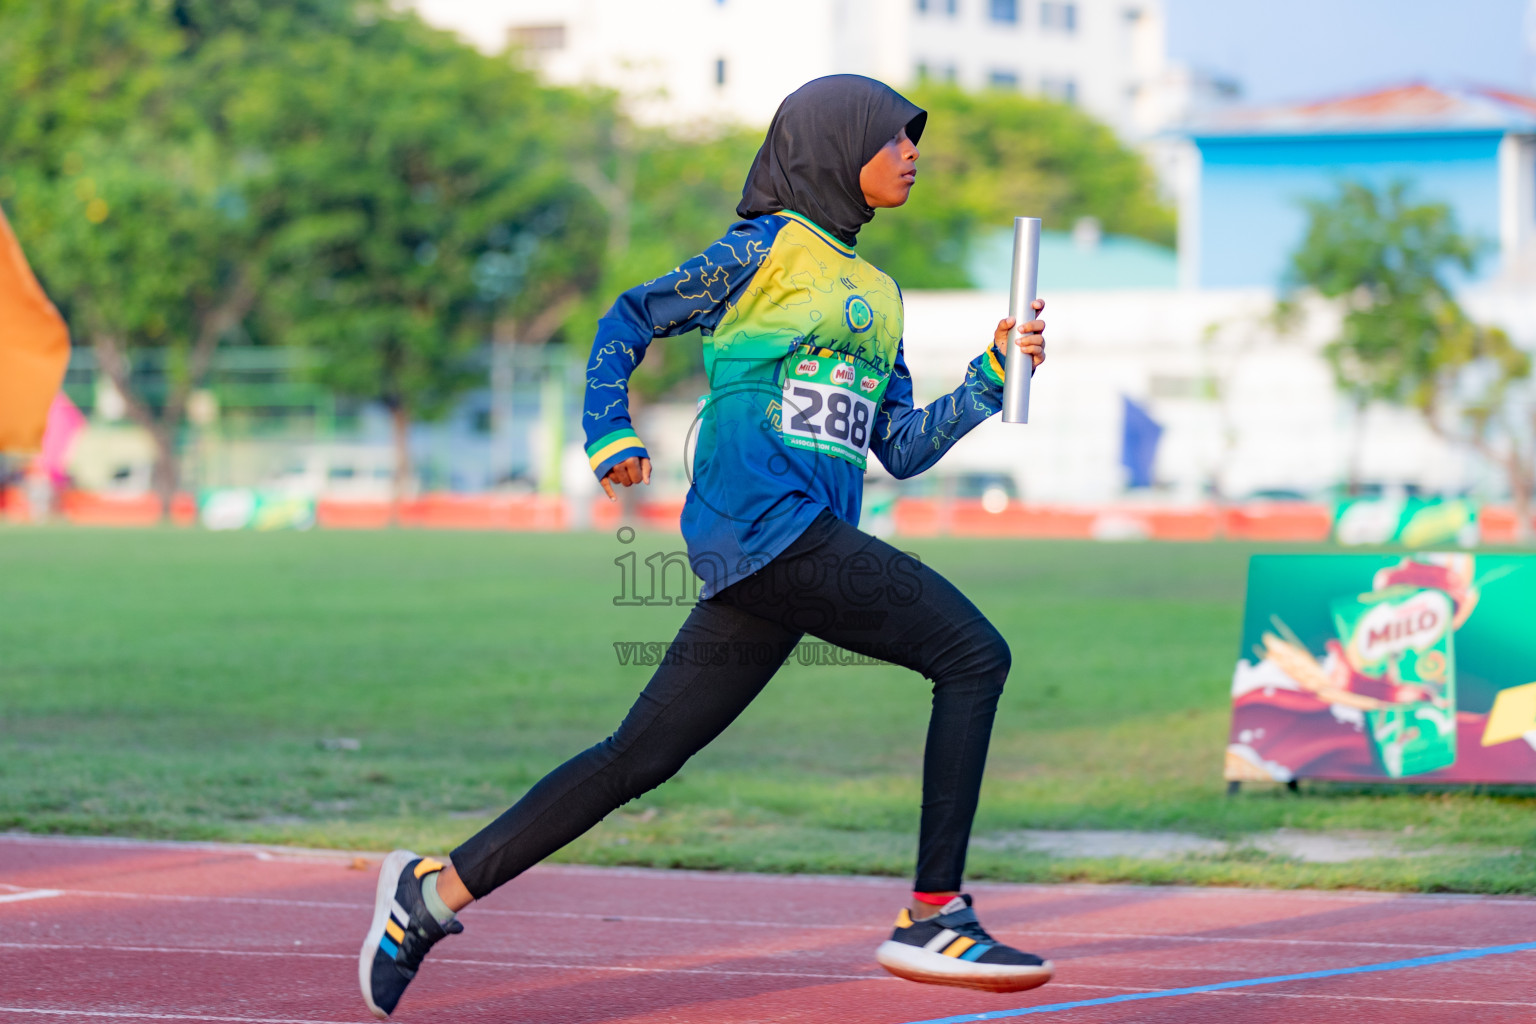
[1166,0,1536,104]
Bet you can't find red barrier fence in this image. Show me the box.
[891,499,1337,542]
[2,487,1530,544]
[317,493,568,531]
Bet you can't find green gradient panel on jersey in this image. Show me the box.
[704,213,903,394]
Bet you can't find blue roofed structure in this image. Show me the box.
[1176,83,1536,289]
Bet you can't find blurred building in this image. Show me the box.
[409,0,1231,140]
[884,284,1536,506]
[1175,83,1536,289]
[876,82,1536,506]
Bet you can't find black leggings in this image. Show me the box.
[452,509,1011,896]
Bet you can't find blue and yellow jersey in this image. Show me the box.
[584,211,1008,597]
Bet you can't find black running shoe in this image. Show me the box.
[875,894,1053,993]
[358,849,464,1018]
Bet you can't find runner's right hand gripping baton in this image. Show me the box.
[1002,216,1041,424]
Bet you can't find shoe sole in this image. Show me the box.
[876,940,1054,993]
[359,848,417,1019]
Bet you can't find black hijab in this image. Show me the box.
[737,75,927,247]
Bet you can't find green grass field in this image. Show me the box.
[3,528,1534,892]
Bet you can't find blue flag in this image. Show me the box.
[1121,396,1162,489]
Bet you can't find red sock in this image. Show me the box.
[912,891,954,906]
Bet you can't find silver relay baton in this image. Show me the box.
[1002,216,1041,424]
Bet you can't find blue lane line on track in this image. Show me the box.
[896,940,1536,1023]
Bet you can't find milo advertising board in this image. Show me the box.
[1228,554,1536,784]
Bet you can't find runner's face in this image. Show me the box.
[859,127,919,209]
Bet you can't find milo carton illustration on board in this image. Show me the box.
[1331,586,1457,778]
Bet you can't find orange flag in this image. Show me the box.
[0,205,71,452]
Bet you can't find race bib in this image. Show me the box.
[780,346,890,469]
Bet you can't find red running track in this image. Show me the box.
[2,834,1535,1023]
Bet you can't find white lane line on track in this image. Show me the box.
[1063,988,1536,1009]
[1027,930,1459,952]
[0,833,361,866]
[1209,990,1536,1008]
[0,885,1476,951]
[0,941,891,982]
[1060,959,1524,974]
[4,985,1532,1024]
[0,889,61,904]
[9,835,1536,909]
[533,863,1536,908]
[7,937,1531,1006]
[0,1009,373,1024]
[0,885,862,929]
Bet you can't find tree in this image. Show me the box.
[1283,180,1533,535]
[1,0,609,516]
[238,10,607,511]
[0,0,263,517]
[564,120,761,402]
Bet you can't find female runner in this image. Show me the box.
[361,74,1049,1018]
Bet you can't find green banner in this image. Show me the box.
[1229,553,1536,783]
[1333,496,1478,547]
[198,488,316,531]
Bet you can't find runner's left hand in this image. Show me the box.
[600,456,651,501]
[991,299,1046,369]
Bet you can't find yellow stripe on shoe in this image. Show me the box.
[384,919,405,943]
[942,936,976,958]
[414,858,444,878]
[896,908,914,928]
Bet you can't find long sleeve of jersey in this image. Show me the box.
[582,221,776,480]
[870,340,1008,480]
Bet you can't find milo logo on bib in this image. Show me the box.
[780,345,890,470]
